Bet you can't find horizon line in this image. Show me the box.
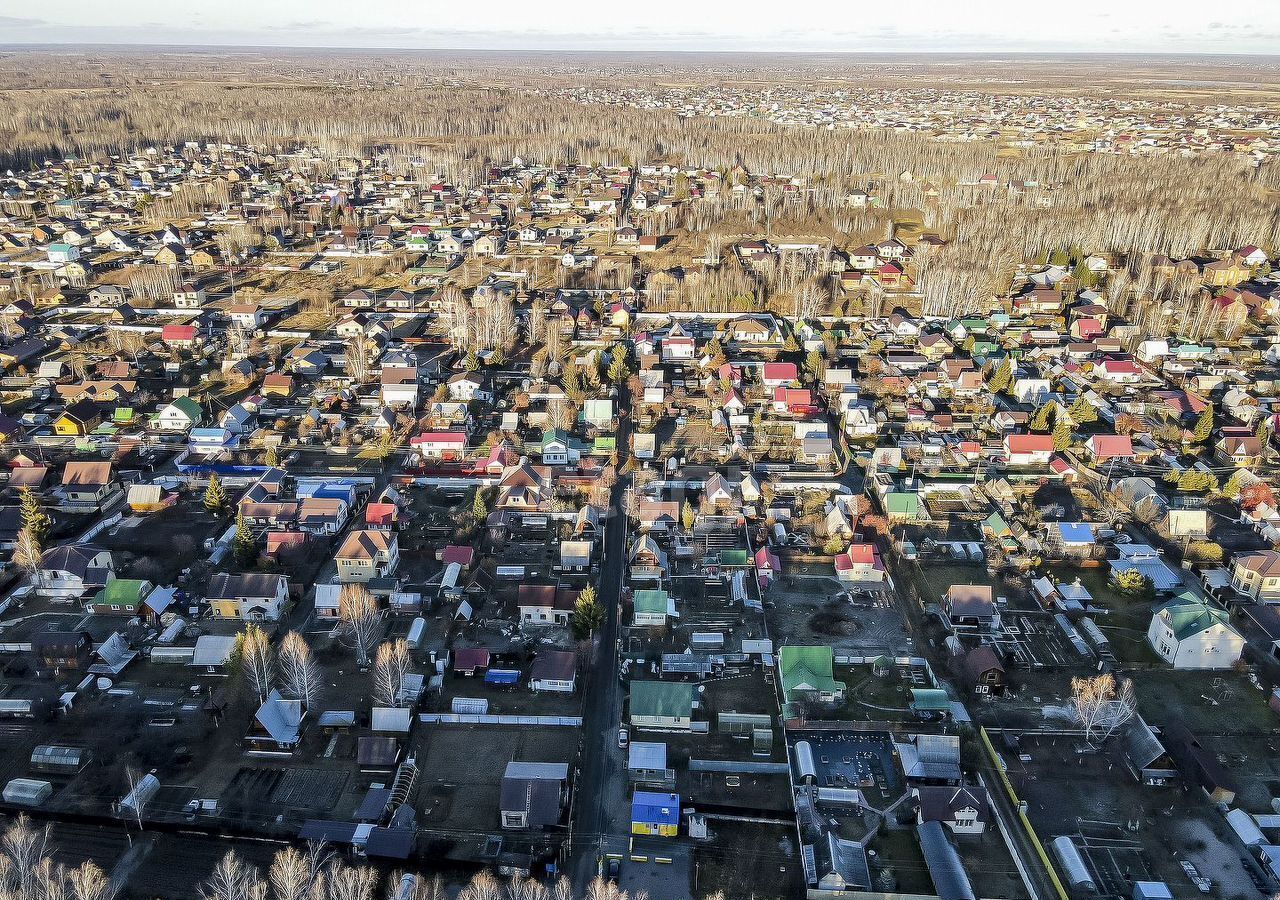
[2,42,1280,58]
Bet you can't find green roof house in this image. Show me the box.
[779,645,844,704]
[885,492,921,523]
[90,578,153,615]
[718,550,750,568]
[1146,592,1244,669]
[158,396,203,432]
[630,680,695,729]
[633,589,674,627]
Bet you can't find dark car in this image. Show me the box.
[606,859,621,883]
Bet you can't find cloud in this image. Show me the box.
[0,15,46,27]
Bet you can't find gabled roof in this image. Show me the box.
[630,680,694,719]
[779,645,840,697]
[254,690,303,744]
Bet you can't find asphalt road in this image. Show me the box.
[569,388,632,890]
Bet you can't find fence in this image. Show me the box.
[418,714,582,726]
[978,726,1068,900]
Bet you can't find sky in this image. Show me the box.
[2,0,1279,53]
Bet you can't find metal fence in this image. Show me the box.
[417,714,582,726]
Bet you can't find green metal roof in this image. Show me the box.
[633,590,670,614]
[1154,593,1235,642]
[910,688,951,711]
[719,550,749,567]
[886,493,920,516]
[630,681,694,720]
[167,396,202,419]
[95,579,149,609]
[779,645,840,700]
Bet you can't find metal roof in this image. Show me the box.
[916,821,975,900]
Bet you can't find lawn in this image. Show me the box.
[1128,669,1277,734]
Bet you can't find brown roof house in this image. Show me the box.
[61,461,114,506]
[335,530,400,583]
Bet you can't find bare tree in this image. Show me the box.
[268,845,330,900]
[345,334,369,384]
[372,639,411,708]
[385,873,447,900]
[200,851,265,900]
[338,584,382,669]
[238,623,276,706]
[325,860,377,900]
[0,815,115,900]
[13,527,43,588]
[122,766,150,831]
[1070,673,1137,747]
[278,631,324,709]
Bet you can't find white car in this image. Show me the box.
[617,727,629,749]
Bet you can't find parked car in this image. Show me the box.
[617,727,629,749]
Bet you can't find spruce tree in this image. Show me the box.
[204,473,228,514]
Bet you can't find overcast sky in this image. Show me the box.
[2,1,1279,53]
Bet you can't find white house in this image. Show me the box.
[38,544,114,598]
[156,397,203,432]
[410,431,467,460]
[1146,593,1244,669]
[207,573,290,621]
[380,367,419,407]
[227,304,266,329]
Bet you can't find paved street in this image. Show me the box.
[570,389,633,890]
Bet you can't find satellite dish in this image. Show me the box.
[96,677,113,691]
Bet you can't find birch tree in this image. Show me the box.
[1070,674,1136,747]
[200,852,265,900]
[372,639,412,707]
[338,585,382,669]
[238,624,276,706]
[267,845,329,900]
[278,631,324,709]
[14,527,43,587]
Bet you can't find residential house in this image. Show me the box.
[335,530,400,582]
[630,681,696,730]
[499,762,567,830]
[518,584,576,626]
[958,646,1006,696]
[246,690,304,753]
[38,544,114,598]
[941,585,1000,633]
[529,651,577,693]
[88,578,153,616]
[1147,593,1244,669]
[633,589,675,627]
[915,786,989,836]
[380,367,419,407]
[631,791,680,838]
[53,399,103,436]
[157,396,203,432]
[298,497,349,536]
[779,645,844,704]
[1004,433,1053,466]
[1231,550,1280,603]
[61,461,113,505]
[206,572,290,621]
[834,544,885,583]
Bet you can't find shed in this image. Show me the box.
[1226,807,1265,847]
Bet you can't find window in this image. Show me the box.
[111,605,121,611]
